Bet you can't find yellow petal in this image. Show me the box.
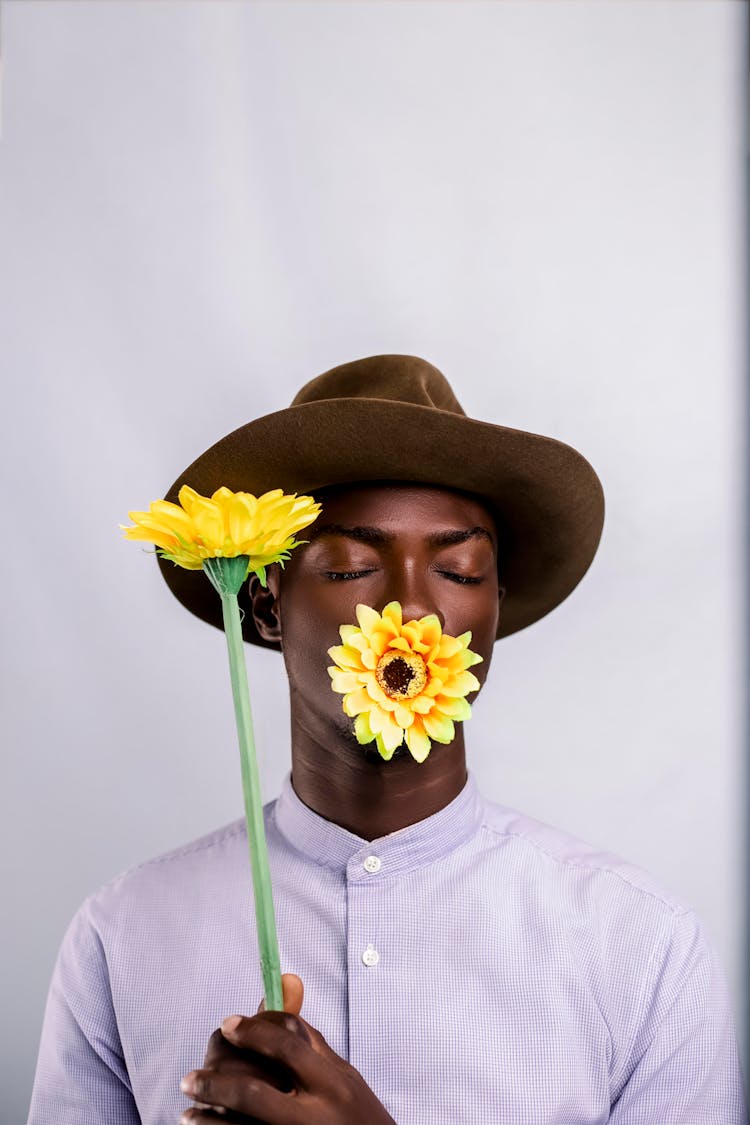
[339,624,364,646]
[417,616,442,647]
[381,601,403,631]
[354,712,375,745]
[433,696,472,722]
[329,670,360,694]
[387,637,412,653]
[159,551,204,570]
[401,623,421,648]
[147,500,196,536]
[255,488,285,508]
[427,660,450,681]
[191,498,225,550]
[440,671,481,698]
[368,630,393,658]
[176,485,206,517]
[356,604,383,636]
[327,645,363,672]
[343,687,372,717]
[211,486,236,508]
[393,703,414,728]
[375,733,396,761]
[437,634,463,660]
[340,628,370,654]
[422,711,455,743]
[367,705,385,734]
[122,525,179,552]
[228,493,257,545]
[379,713,405,754]
[405,720,431,763]
[126,510,182,539]
[364,677,393,708]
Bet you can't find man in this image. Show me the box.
[29,355,748,1123]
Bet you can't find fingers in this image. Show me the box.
[179,1102,245,1120]
[213,1012,320,1088]
[180,1108,260,1125]
[181,1062,306,1125]
[203,1028,235,1069]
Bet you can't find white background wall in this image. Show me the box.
[1,1,746,1119]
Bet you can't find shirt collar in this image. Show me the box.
[272,769,485,879]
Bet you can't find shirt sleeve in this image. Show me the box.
[608,909,748,1124]
[27,898,141,1125]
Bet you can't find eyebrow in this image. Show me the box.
[307,524,495,548]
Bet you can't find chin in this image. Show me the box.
[362,742,410,763]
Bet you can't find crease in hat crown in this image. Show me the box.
[290,354,467,414]
[156,353,605,648]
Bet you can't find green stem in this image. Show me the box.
[220,590,284,1013]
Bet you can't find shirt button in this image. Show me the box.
[362,944,380,967]
[363,855,381,874]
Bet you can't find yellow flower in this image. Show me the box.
[123,485,320,583]
[327,601,483,764]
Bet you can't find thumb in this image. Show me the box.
[281,972,304,1015]
[257,973,304,1015]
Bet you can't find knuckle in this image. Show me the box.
[262,1010,311,1043]
[280,1013,305,1036]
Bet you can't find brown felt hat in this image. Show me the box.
[158,354,604,647]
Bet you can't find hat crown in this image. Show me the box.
[291,354,466,416]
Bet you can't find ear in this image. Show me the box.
[498,585,506,611]
[248,569,282,644]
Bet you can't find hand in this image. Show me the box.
[180,973,397,1124]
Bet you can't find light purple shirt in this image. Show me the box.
[29,770,748,1124]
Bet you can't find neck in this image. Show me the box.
[288,697,468,839]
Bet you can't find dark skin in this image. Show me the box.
[180,484,504,1125]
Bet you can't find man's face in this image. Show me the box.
[251,483,502,754]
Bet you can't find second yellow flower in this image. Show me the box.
[328,601,483,763]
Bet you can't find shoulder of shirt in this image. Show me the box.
[476,791,693,918]
[77,802,278,918]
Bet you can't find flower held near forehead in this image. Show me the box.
[124,484,319,587]
[328,601,482,763]
[123,484,320,1012]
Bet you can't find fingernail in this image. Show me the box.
[180,1074,195,1094]
[222,1015,242,1034]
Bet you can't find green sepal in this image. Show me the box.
[203,555,251,597]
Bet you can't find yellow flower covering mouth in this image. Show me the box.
[123,485,320,585]
[328,602,483,764]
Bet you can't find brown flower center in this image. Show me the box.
[375,650,427,700]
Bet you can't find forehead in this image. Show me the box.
[310,482,498,536]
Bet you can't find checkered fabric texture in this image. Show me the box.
[29,771,748,1123]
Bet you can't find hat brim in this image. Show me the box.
[157,399,604,647]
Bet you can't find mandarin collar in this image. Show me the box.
[271,769,485,879]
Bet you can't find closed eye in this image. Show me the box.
[437,570,483,585]
[324,569,376,581]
